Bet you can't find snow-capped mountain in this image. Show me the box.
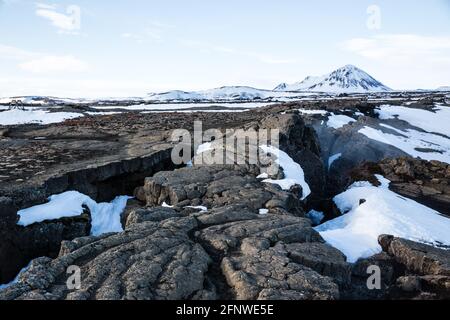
[147,86,273,102]
[273,83,288,91]
[146,90,204,101]
[436,86,450,92]
[275,65,391,93]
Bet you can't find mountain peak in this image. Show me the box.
[276,65,391,93]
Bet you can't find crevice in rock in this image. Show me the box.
[0,149,178,285]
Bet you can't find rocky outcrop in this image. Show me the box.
[0,113,349,300]
[1,102,450,300]
[0,211,212,300]
[379,235,450,299]
[343,235,450,299]
[0,146,176,284]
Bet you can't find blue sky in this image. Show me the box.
[0,0,449,97]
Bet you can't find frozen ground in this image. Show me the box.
[93,102,277,111]
[376,105,450,136]
[0,108,83,125]
[359,123,450,164]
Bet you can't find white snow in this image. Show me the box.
[86,111,122,116]
[162,202,174,208]
[259,145,311,200]
[328,153,342,169]
[186,205,208,212]
[17,191,132,236]
[375,105,450,137]
[0,109,83,125]
[146,86,319,102]
[315,175,450,263]
[196,142,213,155]
[298,108,328,115]
[257,173,269,179]
[327,114,356,129]
[306,210,324,225]
[94,102,275,111]
[359,125,450,164]
[142,109,250,114]
[259,209,269,215]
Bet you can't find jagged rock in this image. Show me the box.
[285,242,351,285]
[378,235,450,299]
[379,235,450,276]
[197,215,322,255]
[0,214,212,300]
[125,207,182,228]
[143,165,305,219]
[221,243,339,300]
[1,112,339,301]
[3,100,449,300]
[0,209,91,285]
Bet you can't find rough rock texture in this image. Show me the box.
[351,157,450,216]
[221,243,339,300]
[379,235,450,299]
[0,212,212,300]
[1,98,450,300]
[345,235,450,299]
[0,113,348,300]
[0,204,91,285]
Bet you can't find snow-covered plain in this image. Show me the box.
[145,86,319,102]
[316,175,450,263]
[259,145,311,200]
[94,102,277,111]
[375,105,450,136]
[0,108,83,125]
[359,125,450,164]
[17,191,132,236]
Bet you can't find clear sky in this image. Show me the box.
[1,0,449,97]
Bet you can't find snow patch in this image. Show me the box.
[375,105,450,136]
[186,206,208,212]
[298,108,328,115]
[359,125,450,164]
[17,191,132,236]
[0,109,83,125]
[259,145,311,200]
[327,114,356,129]
[315,176,450,263]
[328,153,342,169]
[162,202,174,208]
